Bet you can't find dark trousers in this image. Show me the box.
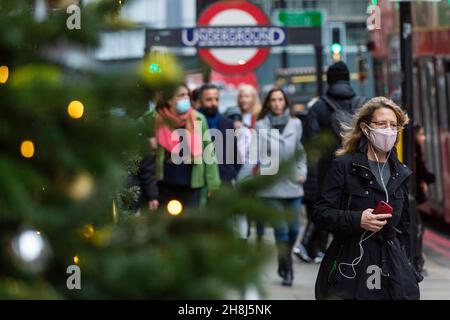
[300,200,329,258]
[158,182,201,208]
[415,207,425,272]
[247,219,266,239]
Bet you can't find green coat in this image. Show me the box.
[138,109,221,192]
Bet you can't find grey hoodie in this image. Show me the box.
[238,115,307,198]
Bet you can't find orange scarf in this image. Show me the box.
[156,108,202,158]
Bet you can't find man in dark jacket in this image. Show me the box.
[294,62,367,263]
[198,84,240,184]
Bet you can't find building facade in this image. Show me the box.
[90,0,374,100]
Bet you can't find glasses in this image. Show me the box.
[370,121,401,130]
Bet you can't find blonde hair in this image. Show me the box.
[237,84,261,117]
[336,96,410,157]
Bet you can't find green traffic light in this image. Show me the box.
[331,43,342,54]
[148,63,161,74]
[372,0,378,5]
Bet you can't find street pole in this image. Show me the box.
[307,0,322,97]
[280,0,288,69]
[400,4,413,140]
[399,1,419,270]
[357,45,365,97]
[315,45,323,96]
[196,0,218,83]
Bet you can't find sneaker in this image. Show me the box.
[293,244,312,263]
[313,251,325,264]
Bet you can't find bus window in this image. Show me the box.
[419,60,437,203]
[425,59,444,204]
[413,66,423,126]
[436,58,448,130]
[446,59,450,130]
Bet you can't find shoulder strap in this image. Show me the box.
[322,95,367,113]
[350,96,367,112]
[321,95,340,112]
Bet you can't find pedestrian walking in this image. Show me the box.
[414,123,436,274]
[239,88,307,286]
[225,85,264,242]
[198,84,241,185]
[294,61,367,263]
[139,84,221,208]
[313,97,423,300]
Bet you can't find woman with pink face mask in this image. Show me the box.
[312,97,423,300]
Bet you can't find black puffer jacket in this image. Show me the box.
[302,80,360,142]
[312,137,423,300]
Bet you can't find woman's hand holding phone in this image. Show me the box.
[360,208,392,232]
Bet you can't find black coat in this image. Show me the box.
[415,143,436,205]
[312,137,423,300]
[216,116,241,183]
[303,81,358,142]
[303,80,366,192]
[128,154,158,212]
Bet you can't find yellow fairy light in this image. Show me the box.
[73,255,80,265]
[112,200,119,224]
[67,172,94,200]
[20,140,35,158]
[0,66,9,84]
[67,100,84,119]
[167,200,183,216]
[82,224,95,239]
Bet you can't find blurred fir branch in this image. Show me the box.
[0,0,274,299]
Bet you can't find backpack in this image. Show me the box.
[321,95,367,137]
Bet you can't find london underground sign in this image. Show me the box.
[181,27,286,48]
[146,3,323,74]
[192,1,277,74]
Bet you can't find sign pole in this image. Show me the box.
[196,0,218,82]
[280,0,288,69]
[400,3,413,150]
[399,1,419,270]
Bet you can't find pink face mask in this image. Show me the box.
[365,127,397,152]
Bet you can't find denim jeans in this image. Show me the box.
[263,197,302,244]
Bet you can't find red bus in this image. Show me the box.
[369,0,450,225]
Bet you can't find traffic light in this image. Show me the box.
[330,27,342,62]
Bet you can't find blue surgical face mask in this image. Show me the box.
[176,99,191,114]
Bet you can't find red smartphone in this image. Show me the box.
[373,201,393,215]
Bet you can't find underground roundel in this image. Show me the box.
[196,2,271,74]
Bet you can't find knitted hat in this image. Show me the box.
[326,61,350,84]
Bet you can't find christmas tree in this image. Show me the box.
[0,0,279,299]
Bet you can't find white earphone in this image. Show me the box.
[338,134,391,280]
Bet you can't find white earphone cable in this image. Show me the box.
[337,139,392,279]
